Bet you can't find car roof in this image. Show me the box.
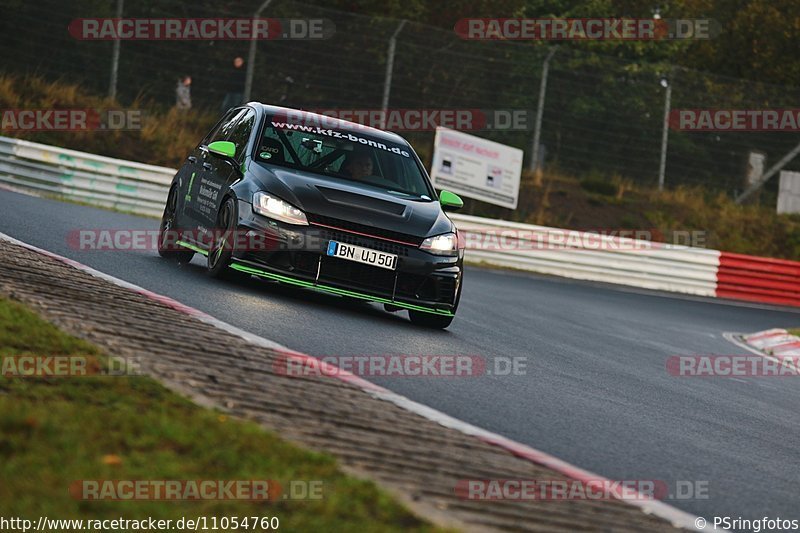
[250,102,409,145]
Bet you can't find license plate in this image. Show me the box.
[326,241,398,270]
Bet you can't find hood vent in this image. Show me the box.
[316,186,407,216]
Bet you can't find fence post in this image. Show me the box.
[108,0,124,100]
[381,20,407,129]
[244,0,274,102]
[529,47,556,172]
[658,76,672,191]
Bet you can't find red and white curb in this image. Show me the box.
[0,231,706,531]
[736,329,800,357]
[723,329,800,377]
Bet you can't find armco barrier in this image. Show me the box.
[1,134,799,307]
[449,214,721,297]
[0,135,175,217]
[717,252,800,307]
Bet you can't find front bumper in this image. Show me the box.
[231,201,462,315]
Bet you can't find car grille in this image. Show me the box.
[316,228,411,257]
[319,256,396,293]
[307,213,425,246]
[319,256,457,304]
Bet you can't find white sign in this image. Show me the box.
[430,127,523,209]
[777,170,800,214]
[746,151,766,186]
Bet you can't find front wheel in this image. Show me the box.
[158,186,194,263]
[408,311,455,329]
[207,196,247,280]
[408,276,462,329]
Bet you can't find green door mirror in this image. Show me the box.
[208,140,236,159]
[439,190,464,211]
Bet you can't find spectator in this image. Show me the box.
[175,75,192,111]
[222,56,245,111]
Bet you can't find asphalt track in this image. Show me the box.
[2,188,799,527]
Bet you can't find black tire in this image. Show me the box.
[408,311,455,329]
[407,275,462,329]
[207,196,246,280]
[158,186,194,263]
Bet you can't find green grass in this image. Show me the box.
[0,297,438,532]
[579,178,618,197]
[789,329,800,337]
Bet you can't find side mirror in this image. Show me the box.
[208,140,236,159]
[439,190,464,211]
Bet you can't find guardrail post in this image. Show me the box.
[658,76,672,191]
[108,0,124,100]
[381,20,407,129]
[529,47,557,173]
[244,0,274,103]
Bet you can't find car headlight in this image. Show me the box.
[420,232,458,256]
[252,192,308,225]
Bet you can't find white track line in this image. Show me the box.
[0,231,706,531]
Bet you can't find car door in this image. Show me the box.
[182,108,245,238]
[197,108,256,248]
[210,107,256,213]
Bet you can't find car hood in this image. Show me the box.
[248,162,454,239]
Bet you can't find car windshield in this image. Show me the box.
[256,114,433,199]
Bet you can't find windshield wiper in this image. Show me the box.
[386,189,429,200]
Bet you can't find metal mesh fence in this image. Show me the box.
[2,0,800,201]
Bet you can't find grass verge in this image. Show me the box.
[0,296,438,532]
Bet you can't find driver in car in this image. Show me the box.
[340,151,374,181]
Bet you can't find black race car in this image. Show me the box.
[158,103,465,328]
